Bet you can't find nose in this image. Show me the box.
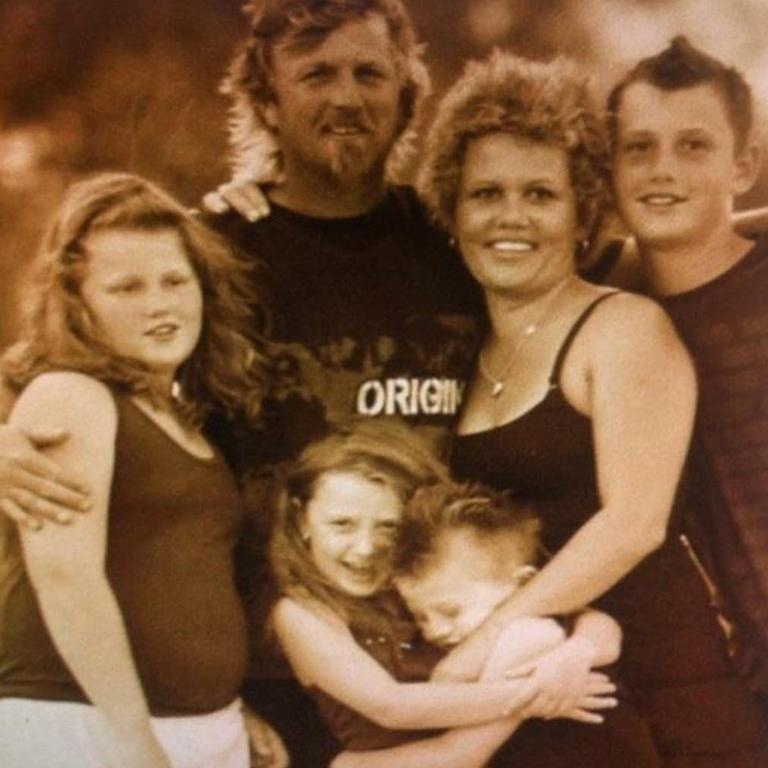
[348,528,377,559]
[144,284,173,316]
[648,144,677,183]
[328,70,365,110]
[495,193,529,228]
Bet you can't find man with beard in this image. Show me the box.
[205,8,480,760]
[0,2,480,765]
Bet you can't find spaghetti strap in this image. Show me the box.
[549,291,621,387]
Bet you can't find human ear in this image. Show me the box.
[293,498,310,543]
[733,141,761,196]
[512,564,538,586]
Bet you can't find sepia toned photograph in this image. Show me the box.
[1,1,767,766]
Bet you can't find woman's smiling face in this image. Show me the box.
[301,471,402,598]
[455,132,580,300]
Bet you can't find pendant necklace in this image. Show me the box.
[478,323,537,398]
[478,278,574,399]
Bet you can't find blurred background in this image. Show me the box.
[1,0,767,343]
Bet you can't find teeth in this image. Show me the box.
[641,195,683,206]
[327,126,362,136]
[490,241,534,252]
[147,324,177,336]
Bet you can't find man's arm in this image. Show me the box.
[0,423,92,528]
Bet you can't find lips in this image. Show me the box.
[324,124,366,136]
[342,562,381,583]
[145,322,179,339]
[638,193,687,207]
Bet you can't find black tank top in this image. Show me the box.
[451,294,768,757]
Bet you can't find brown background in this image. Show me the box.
[1,0,766,345]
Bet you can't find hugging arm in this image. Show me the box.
[329,617,616,768]
[434,295,696,681]
[13,373,170,768]
[271,597,541,731]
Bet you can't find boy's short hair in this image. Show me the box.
[394,481,541,578]
[607,35,754,153]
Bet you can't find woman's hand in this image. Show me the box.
[243,704,290,768]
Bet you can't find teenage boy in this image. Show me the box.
[609,36,768,695]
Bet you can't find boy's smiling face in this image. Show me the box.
[396,528,528,648]
[613,81,758,253]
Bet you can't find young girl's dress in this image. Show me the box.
[451,294,768,767]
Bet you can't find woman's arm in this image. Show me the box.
[13,373,170,768]
[434,295,696,681]
[272,597,539,730]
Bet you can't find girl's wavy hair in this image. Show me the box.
[417,50,611,241]
[1,172,268,427]
[220,0,431,185]
[394,480,542,579]
[270,418,448,634]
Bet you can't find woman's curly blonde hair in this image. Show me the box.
[418,50,611,237]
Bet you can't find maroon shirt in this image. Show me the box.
[662,237,768,692]
[0,393,248,714]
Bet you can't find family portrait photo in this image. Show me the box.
[1,1,768,766]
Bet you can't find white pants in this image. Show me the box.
[0,697,249,768]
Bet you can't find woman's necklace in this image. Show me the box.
[478,278,575,399]
[478,324,537,398]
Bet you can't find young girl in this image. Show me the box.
[270,420,633,768]
[0,173,277,768]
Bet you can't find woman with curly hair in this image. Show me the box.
[417,51,768,765]
[0,173,282,768]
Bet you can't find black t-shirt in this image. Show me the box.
[206,187,483,674]
[209,186,483,474]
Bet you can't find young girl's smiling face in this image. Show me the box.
[301,470,402,598]
[396,528,530,648]
[79,227,203,386]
